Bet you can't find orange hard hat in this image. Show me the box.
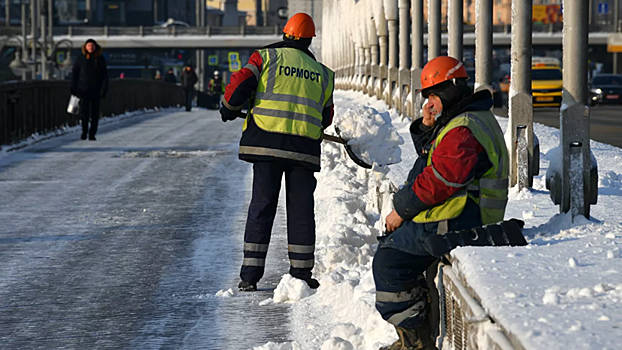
[283,13,316,39]
[420,56,468,91]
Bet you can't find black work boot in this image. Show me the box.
[304,278,320,289]
[238,281,257,292]
[380,323,437,350]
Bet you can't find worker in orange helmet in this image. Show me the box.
[220,13,335,292]
[373,56,509,349]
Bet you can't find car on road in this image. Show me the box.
[589,74,622,106]
[531,62,563,108]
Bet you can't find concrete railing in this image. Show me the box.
[437,263,524,350]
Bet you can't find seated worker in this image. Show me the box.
[373,56,509,350]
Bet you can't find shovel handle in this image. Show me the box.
[322,133,347,144]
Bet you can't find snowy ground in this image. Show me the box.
[250,90,622,350]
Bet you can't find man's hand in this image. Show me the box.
[385,209,405,233]
[220,106,239,122]
[422,101,436,127]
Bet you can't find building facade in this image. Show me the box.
[0,0,197,27]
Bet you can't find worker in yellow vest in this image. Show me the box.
[220,13,335,292]
[373,56,509,350]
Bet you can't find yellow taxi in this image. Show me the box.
[532,57,563,107]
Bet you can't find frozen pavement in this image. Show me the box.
[0,109,295,349]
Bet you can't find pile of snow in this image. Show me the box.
[253,89,622,350]
[273,274,315,303]
[331,105,404,168]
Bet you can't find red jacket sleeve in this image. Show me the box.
[223,51,263,109]
[413,126,486,206]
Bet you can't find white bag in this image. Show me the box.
[67,95,80,115]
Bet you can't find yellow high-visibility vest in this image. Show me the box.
[243,48,334,140]
[413,110,509,225]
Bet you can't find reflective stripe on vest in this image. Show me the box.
[239,146,321,166]
[246,48,334,140]
[413,110,509,225]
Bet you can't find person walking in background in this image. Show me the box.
[180,65,198,112]
[155,70,162,80]
[207,70,224,109]
[71,38,109,141]
[164,68,177,84]
[220,13,335,292]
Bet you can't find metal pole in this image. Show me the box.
[40,12,47,79]
[475,0,493,93]
[561,0,591,218]
[31,0,38,79]
[516,125,529,191]
[509,0,533,187]
[449,0,463,60]
[428,0,441,59]
[5,0,9,26]
[398,0,410,115]
[85,0,91,23]
[48,0,53,43]
[411,0,424,119]
[614,0,620,74]
[569,142,586,218]
[21,0,27,80]
[256,0,262,26]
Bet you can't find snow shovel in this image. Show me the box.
[235,113,374,169]
[324,126,374,169]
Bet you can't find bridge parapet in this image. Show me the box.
[0,25,283,38]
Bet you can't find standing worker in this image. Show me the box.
[373,57,509,350]
[180,64,198,112]
[71,38,109,141]
[220,13,335,292]
[208,71,224,109]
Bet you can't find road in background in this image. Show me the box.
[494,105,622,148]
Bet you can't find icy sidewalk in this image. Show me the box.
[254,90,622,350]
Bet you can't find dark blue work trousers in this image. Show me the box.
[240,161,317,284]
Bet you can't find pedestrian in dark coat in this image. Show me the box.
[164,68,177,84]
[180,65,198,112]
[71,38,109,141]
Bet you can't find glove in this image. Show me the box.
[220,105,239,122]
